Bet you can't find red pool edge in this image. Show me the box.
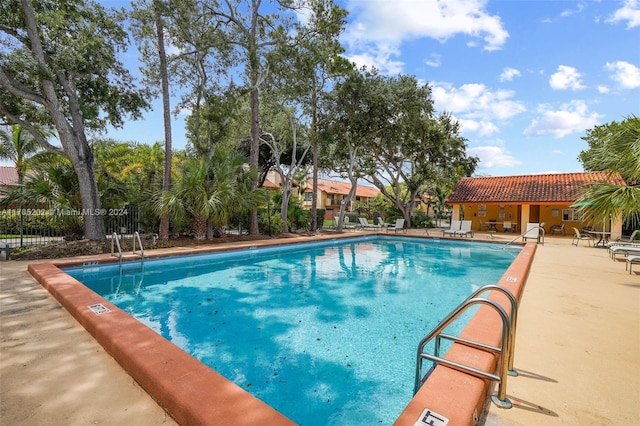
[28,236,536,426]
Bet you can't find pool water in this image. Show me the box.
[66,236,517,425]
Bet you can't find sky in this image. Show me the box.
[5,1,640,176]
[336,0,640,176]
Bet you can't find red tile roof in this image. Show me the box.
[304,178,380,199]
[0,166,18,186]
[447,172,626,204]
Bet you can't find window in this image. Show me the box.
[304,192,313,201]
[562,208,582,221]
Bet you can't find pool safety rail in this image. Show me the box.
[111,231,145,266]
[503,225,545,249]
[414,285,519,409]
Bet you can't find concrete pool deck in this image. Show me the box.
[1,230,638,425]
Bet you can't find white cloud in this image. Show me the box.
[606,0,640,28]
[347,46,405,75]
[523,100,602,138]
[457,118,500,136]
[432,82,527,126]
[343,0,509,74]
[597,85,610,94]
[425,53,442,68]
[499,67,521,82]
[560,3,585,18]
[468,145,522,168]
[549,65,586,90]
[605,61,640,89]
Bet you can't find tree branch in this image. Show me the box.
[0,68,45,105]
[0,106,63,155]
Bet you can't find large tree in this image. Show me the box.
[318,67,375,231]
[0,0,148,240]
[268,0,349,232]
[577,115,640,229]
[359,73,477,227]
[130,0,175,241]
[212,0,294,235]
[321,68,477,228]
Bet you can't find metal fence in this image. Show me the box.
[0,206,141,259]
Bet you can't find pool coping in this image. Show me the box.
[27,233,536,426]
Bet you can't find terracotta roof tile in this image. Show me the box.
[447,172,626,204]
[0,166,18,186]
[305,178,380,198]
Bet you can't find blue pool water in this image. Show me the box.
[66,236,517,425]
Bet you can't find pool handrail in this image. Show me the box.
[414,285,518,409]
[111,232,122,265]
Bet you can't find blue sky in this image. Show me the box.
[7,1,639,176]
[335,0,640,176]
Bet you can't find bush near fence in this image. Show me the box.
[0,209,62,236]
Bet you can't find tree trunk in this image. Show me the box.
[194,215,207,240]
[280,181,291,233]
[310,95,318,232]
[74,158,105,240]
[248,85,260,235]
[155,1,172,241]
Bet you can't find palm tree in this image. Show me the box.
[207,148,264,237]
[155,158,219,240]
[577,115,640,229]
[155,148,264,240]
[0,124,45,184]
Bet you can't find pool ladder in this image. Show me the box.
[414,285,519,409]
[111,231,145,267]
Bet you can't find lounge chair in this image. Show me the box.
[571,227,594,246]
[626,255,640,274]
[387,218,406,233]
[455,220,474,237]
[522,223,541,243]
[614,230,639,244]
[549,223,565,235]
[442,220,461,237]
[358,217,377,230]
[606,240,640,257]
[342,216,357,231]
[610,245,640,261]
[377,217,388,228]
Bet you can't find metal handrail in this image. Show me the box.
[414,290,515,409]
[133,231,144,262]
[111,232,123,265]
[503,225,545,249]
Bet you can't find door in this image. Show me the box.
[530,205,540,223]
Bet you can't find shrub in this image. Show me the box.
[259,213,284,235]
[412,212,434,228]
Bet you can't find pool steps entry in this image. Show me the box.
[414,284,519,409]
[111,231,145,267]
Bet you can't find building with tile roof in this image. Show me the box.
[0,166,18,187]
[447,172,626,237]
[0,166,19,206]
[302,178,380,219]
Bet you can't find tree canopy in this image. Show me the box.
[0,0,149,239]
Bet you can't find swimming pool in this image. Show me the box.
[65,236,518,425]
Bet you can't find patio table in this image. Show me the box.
[586,231,613,247]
